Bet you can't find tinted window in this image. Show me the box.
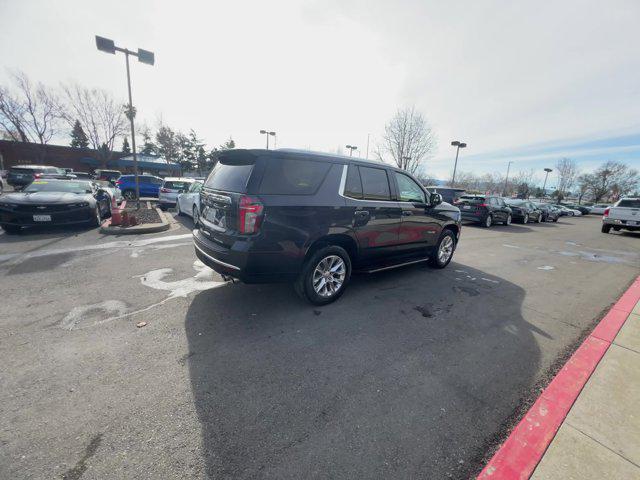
[205,160,254,193]
[618,199,640,208]
[459,195,485,204]
[163,181,191,190]
[259,158,330,195]
[188,182,203,193]
[344,165,363,199]
[360,167,391,201]
[394,172,425,203]
[138,176,151,184]
[24,180,93,193]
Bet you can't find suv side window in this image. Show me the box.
[139,176,150,184]
[394,172,425,203]
[344,165,363,199]
[360,166,391,201]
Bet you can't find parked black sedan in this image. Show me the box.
[533,203,561,222]
[504,199,543,223]
[0,179,111,234]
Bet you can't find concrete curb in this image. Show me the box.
[99,207,171,235]
[477,275,640,480]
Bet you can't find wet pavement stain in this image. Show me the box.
[61,433,102,480]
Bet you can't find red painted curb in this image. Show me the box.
[478,275,640,480]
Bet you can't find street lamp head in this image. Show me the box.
[260,130,267,134]
[544,168,553,173]
[451,140,460,146]
[137,48,155,65]
[95,35,116,54]
[269,131,276,136]
[459,143,467,148]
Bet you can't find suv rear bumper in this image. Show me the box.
[460,211,487,223]
[193,229,299,283]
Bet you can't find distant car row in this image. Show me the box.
[454,195,587,228]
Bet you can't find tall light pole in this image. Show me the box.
[503,161,513,196]
[346,145,358,156]
[260,130,276,149]
[365,133,370,159]
[542,168,553,197]
[450,140,467,186]
[96,36,154,209]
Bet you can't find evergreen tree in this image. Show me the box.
[70,119,89,148]
[121,136,131,154]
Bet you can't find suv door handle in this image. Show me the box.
[402,211,413,216]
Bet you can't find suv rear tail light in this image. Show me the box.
[115,179,122,185]
[160,187,170,193]
[478,203,488,207]
[603,207,610,217]
[34,173,42,179]
[238,195,264,234]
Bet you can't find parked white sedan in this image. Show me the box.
[176,180,204,225]
[589,203,611,215]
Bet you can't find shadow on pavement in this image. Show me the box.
[463,222,536,233]
[185,262,543,479]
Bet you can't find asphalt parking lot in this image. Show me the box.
[1,214,638,479]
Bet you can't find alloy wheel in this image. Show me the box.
[438,235,454,264]
[485,215,492,227]
[506,214,512,225]
[312,255,346,298]
[523,214,529,223]
[193,206,199,227]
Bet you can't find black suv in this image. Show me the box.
[455,194,512,227]
[193,149,462,304]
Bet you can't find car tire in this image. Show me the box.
[523,213,529,224]
[123,189,136,200]
[536,213,542,223]
[1,224,21,234]
[177,202,183,216]
[601,224,612,233]
[428,229,456,269]
[193,206,200,227]
[158,205,167,211]
[553,217,558,222]
[504,214,512,226]
[295,245,352,305]
[91,206,102,227]
[482,214,492,228]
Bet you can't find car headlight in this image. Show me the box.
[73,202,90,207]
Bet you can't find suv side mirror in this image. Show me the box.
[430,193,443,206]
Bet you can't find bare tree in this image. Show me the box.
[581,161,639,202]
[377,107,437,174]
[62,83,126,166]
[556,158,578,197]
[0,71,63,144]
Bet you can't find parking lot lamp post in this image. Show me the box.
[503,161,513,196]
[260,130,276,149]
[450,141,467,186]
[542,168,553,197]
[346,145,358,156]
[95,36,154,209]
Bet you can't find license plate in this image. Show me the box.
[463,205,471,210]
[628,221,637,226]
[203,206,226,228]
[33,215,51,222]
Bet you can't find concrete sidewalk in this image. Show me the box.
[532,301,640,480]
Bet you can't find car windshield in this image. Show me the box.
[617,199,640,208]
[94,180,113,188]
[505,199,525,206]
[23,180,93,194]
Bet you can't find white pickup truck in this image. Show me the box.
[602,197,640,233]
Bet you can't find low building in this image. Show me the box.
[0,140,180,177]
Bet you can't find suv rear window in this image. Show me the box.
[258,158,331,195]
[205,159,254,193]
[163,181,191,190]
[459,196,485,203]
[11,167,42,174]
[618,199,640,208]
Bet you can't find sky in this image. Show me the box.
[1,0,639,184]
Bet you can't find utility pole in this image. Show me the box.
[503,161,513,196]
[450,140,467,186]
[542,168,553,198]
[96,36,154,209]
[260,130,276,149]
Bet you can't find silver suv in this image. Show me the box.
[158,177,197,210]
